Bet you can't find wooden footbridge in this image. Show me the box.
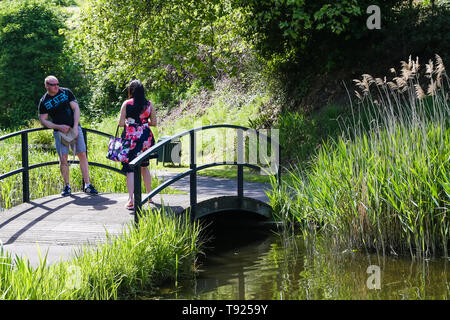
[0,125,280,266]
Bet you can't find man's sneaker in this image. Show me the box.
[61,185,71,197]
[84,184,98,195]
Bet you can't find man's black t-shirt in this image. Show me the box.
[38,88,77,128]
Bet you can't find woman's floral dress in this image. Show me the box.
[120,99,156,171]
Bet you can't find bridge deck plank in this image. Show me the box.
[0,175,271,266]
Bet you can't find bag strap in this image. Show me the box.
[114,125,120,138]
[71,138,76,165]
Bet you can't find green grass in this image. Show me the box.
[0,207,201,300]
[155,164,272,184]
[156,78,272,167]
[269,56,450,259]
[197,166,271,183]
[275,104,348,164]
[0,118,185,210]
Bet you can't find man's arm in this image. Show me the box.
[69,100,81,137]
[39,113,70,133]
[70,100,80,128]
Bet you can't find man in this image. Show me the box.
[38,75,98,196]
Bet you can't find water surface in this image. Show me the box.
[153,212,449,300]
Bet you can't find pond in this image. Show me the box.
[151,212,449,300]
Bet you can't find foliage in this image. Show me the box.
[50,0,77,6]
[70,0,250,116]
[0,209,201,299]
[0,0,84,128]
[232,0,364,57]
[270,56,450,258]
[232,0,450,111]
[274,105,347,164]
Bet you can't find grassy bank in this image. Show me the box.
[0,208,200,299]
[270,56,450,259]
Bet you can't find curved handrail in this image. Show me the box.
[130,124,281,223]
[0,126,125,204]
[0,161,124,181]
[130,124,278,167]
[84,127,118,139]
[143,162,262,205]
[0,127,48,142]
[0,127,116,141]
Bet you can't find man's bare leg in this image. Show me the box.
[77,151,90,185]
[60,153,70,186]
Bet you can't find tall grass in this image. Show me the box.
[0,208,201,299]
[270,55,449,259]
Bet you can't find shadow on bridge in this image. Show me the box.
[130,124,280,224]
[0,125,279,265]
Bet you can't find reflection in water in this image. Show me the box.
[151,211,450,300]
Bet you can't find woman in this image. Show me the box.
[119,80,157,210]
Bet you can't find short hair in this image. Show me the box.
[45,75,58,84]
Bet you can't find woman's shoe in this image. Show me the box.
[125,202,134,210]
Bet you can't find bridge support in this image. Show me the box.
[133,164,142,224]
[190,130,197,215]
[21,132,30,203]
[181,196,273,221]
[128,124,281,224]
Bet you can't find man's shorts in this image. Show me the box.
[53,125,87,157]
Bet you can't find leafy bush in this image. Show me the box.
[234,1,450,111]
[272,56,450,258]
[84,74,125,120]
[276,105,347,164]
[0,0,83,128]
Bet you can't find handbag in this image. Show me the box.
[106,125,131,162]
[59,127,78,146]
[58,127,78,166]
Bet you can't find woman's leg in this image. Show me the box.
[126,172,134,206]
[141,166,151,193]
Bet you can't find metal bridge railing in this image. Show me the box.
[0,127,124,205]
[1,125,281,225]
[129,125,281,223]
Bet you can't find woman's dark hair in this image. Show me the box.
[128,80,147,114]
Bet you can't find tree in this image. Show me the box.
[229,0,450,111]
[231,0,367,59]
[0,0,69,127]
[73,0,245,112]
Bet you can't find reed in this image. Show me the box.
[0,207,201,299]
[270,55,449,259]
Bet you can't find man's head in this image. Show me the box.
[44,75,60,95]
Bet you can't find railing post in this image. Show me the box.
[190,130,197,215]
[82,127,87,191]
[237,129,244,198]
[277,142,281,187]
[133,164,142,224]
[21,132,29,203]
